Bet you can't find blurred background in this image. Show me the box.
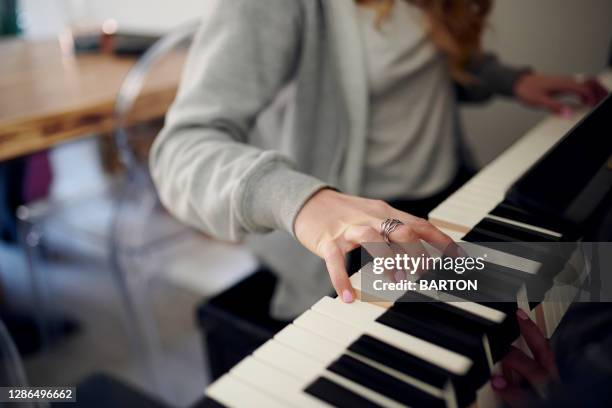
[0,0,611,407]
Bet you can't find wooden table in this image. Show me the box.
[0,37,185,161]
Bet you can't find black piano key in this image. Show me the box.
[192,397,227,408]
[482,261,533,284]
[483,261,551,304]
[463,228,554,264]
[479,216,561,243]
[464,220,576,283]
[469,268,524,301]
[348,335,448,388]
[490,202,576,239]
[438,286,506,304]
[448,265,524,302]
[328,354,446,408]
[348,335,476,407]
[407,288,520,335]
[375,309,490,384]
[471,218,563,263]
[305,377,383,408]
[418,267,521,304]
[421,267,524,306]
[462,228,504,243]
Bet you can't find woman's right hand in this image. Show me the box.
[293,188,454,303]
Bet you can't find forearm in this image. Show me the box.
[456,53,531,103]
[150,126,328,241]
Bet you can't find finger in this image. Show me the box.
[344,225,403,282]
[391,214,454,254]
[502,346,550,392]
[502,352,526,387]
[502,361,521,386]
[585,78,609,103]
[386,225,431,277]
[534,95,566,114]
[321,240,354,303]
[516,309,557,375]
[551,77,597,105]
[491,375,536,408]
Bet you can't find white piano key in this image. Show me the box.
[205,374,287,408]
[440,201,498,219]
[254,339,332,381]
[230,357,332,408]
[599,70,612,90]
[451,187,502,203]
[438,200,495,215]
[274,324,346,364]
[429,206,484,230]
[295,309,368,344]
[549,287,562,336]
[554,290,564,330]
[542,291,554,338]
[439,188,500,207]
[436,295,506,324]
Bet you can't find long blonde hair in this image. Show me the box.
[356,0,492,83]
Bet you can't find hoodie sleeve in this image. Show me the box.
[150,0,328,242]
[455,53,532,103]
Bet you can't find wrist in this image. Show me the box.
[242,161,329,237]
[292,187,337,237]
[512,69,535,97]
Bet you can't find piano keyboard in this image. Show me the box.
[202,74,611,407]
[204,217,590,408]
[204,246,587,408]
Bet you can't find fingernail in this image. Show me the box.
[491,376,507,390]
[394,270,406,282]
[342,289,354,303]
[517,309,529,321]
[560,106,573,118]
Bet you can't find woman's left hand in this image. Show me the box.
[514,73,609,115]
[491,309,559,408]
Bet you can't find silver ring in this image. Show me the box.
[380,218,404,245]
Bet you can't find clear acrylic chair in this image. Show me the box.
[17,21,256,403]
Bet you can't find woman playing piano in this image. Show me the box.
[150,0,607,341]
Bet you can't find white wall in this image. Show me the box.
[463,0,612,165]
[18,0,612,165]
